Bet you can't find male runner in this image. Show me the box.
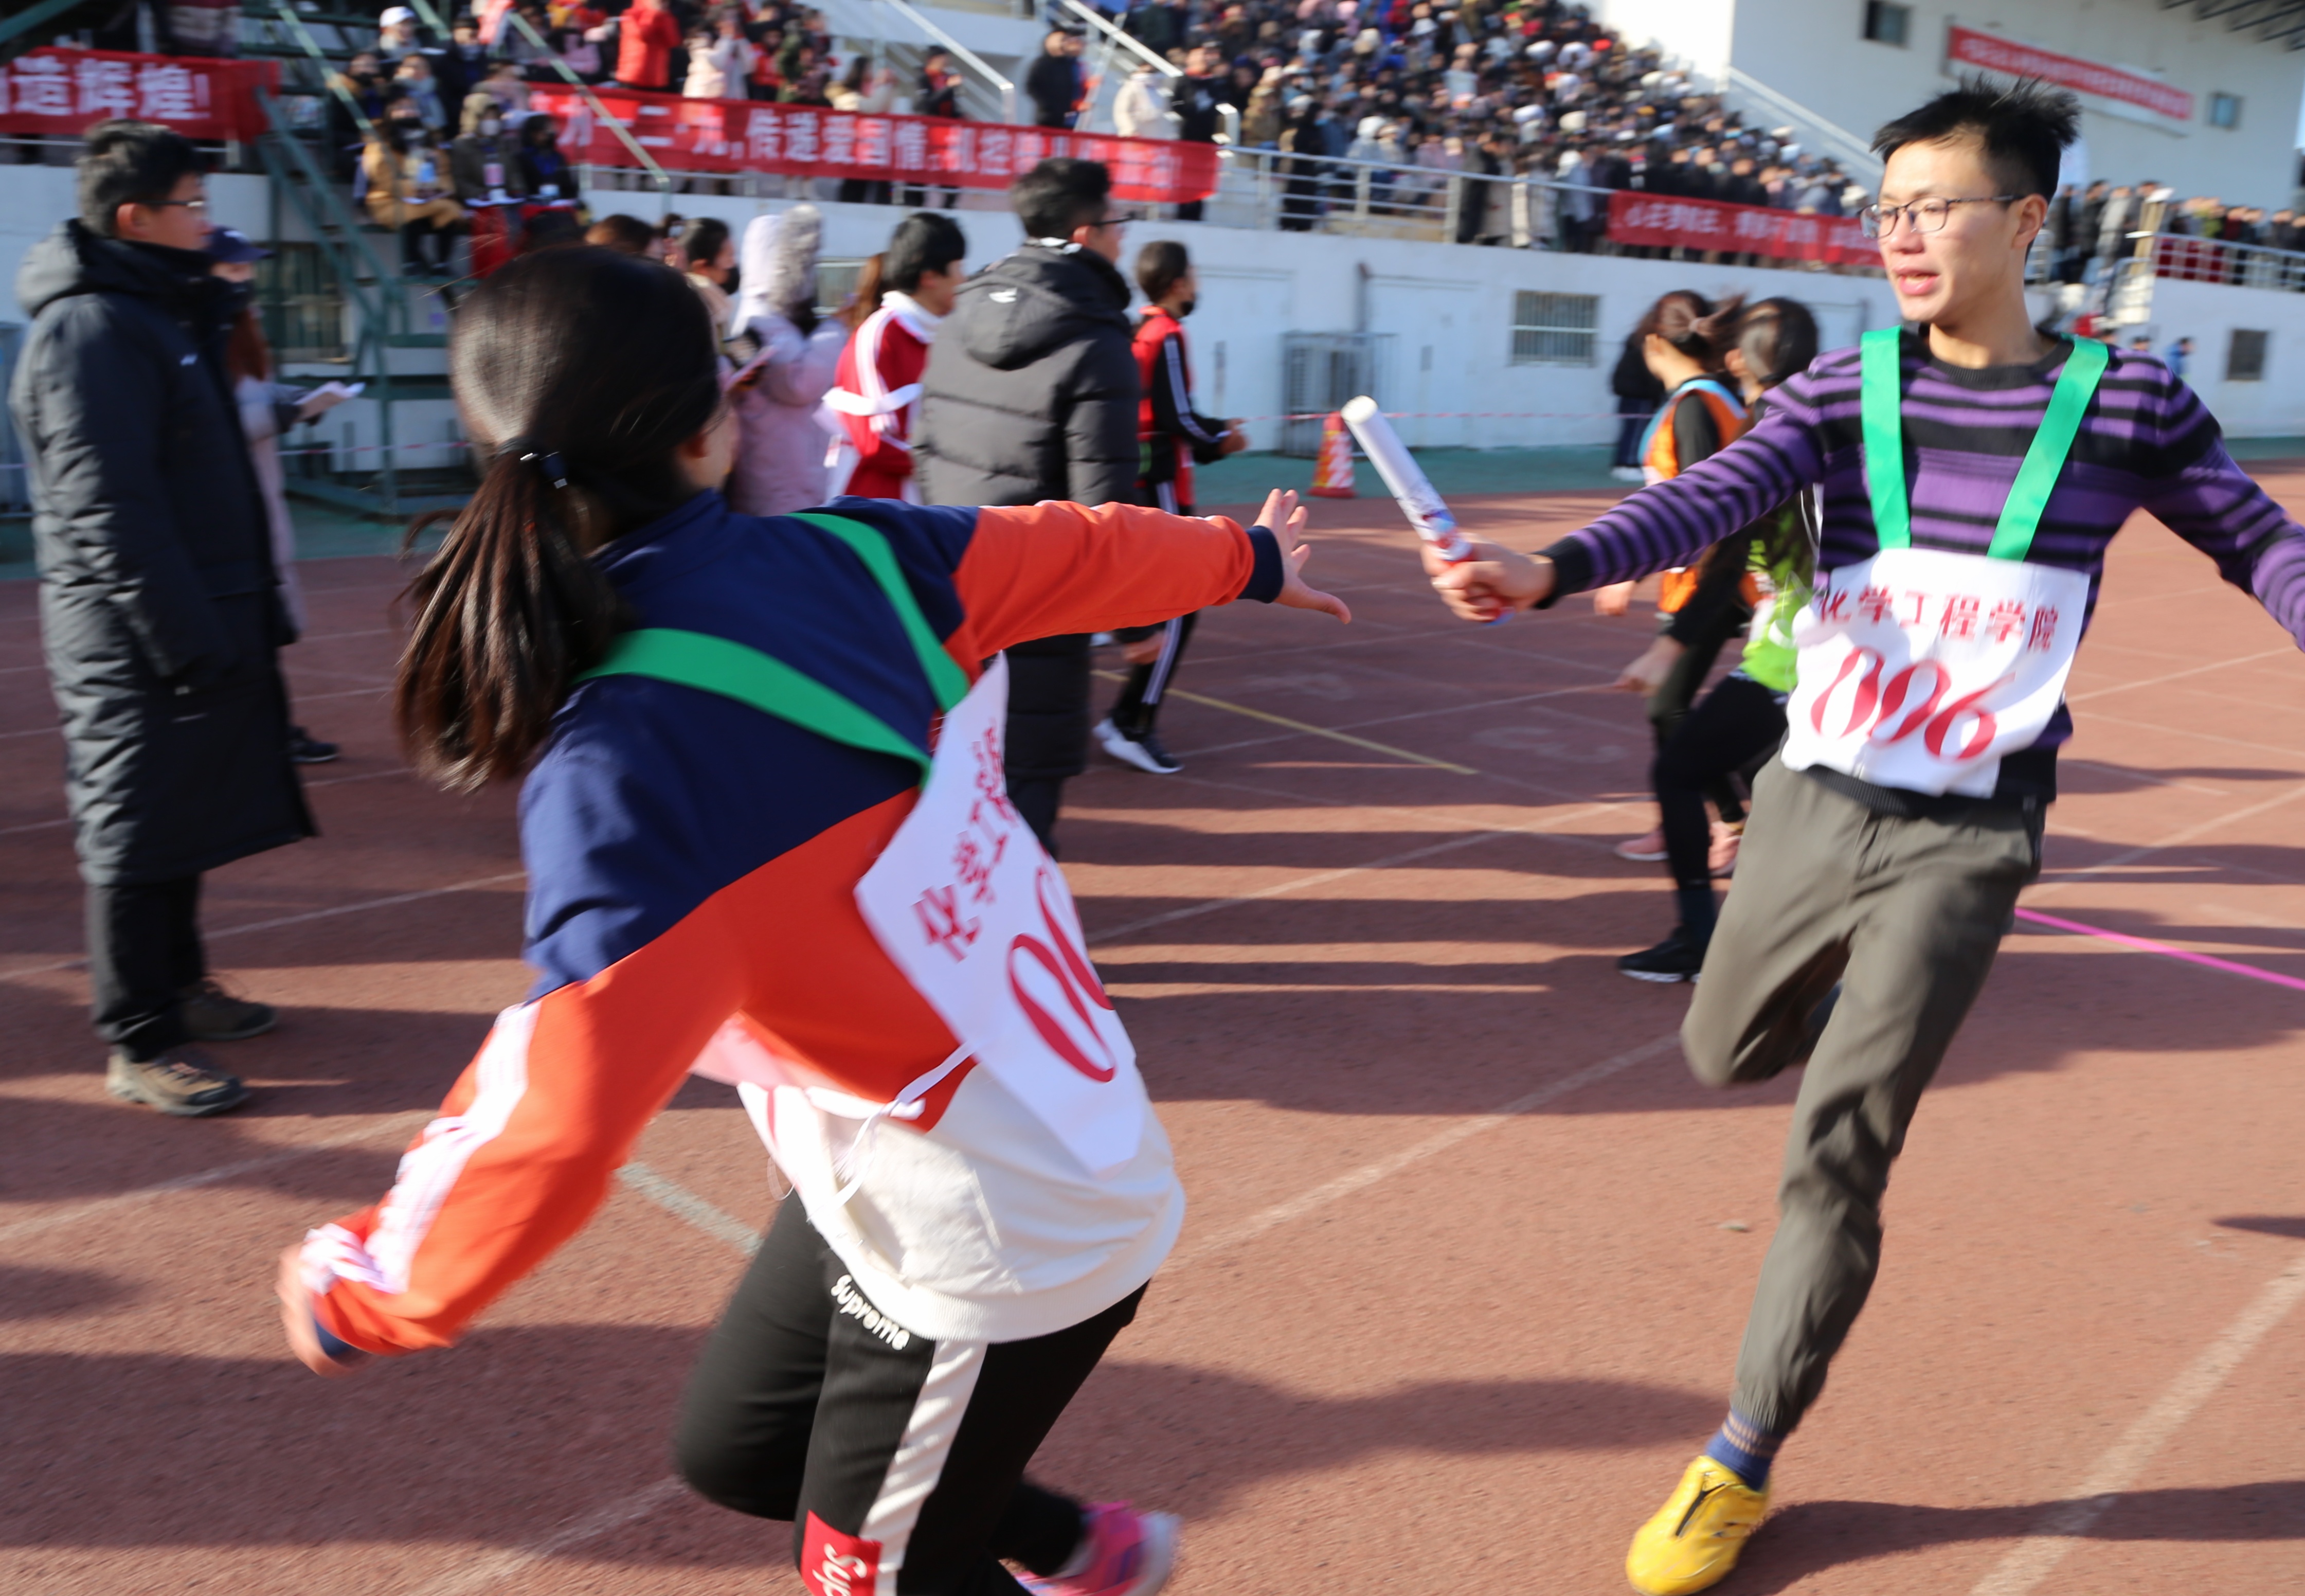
[1095,239,1246,775]
[1426,77,2305,1594]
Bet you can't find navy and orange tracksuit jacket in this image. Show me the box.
[300,490,1282,1354]
[1132,307,1230,512]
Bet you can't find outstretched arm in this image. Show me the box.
[1427,395,1825,623]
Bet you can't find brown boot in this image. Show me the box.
[178,977,277,1042]
[106,1044,253,1117]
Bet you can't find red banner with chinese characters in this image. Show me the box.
[1606,190,1875,266]
[527,85,1222,203]
[1947,25,2192,123]
[0,47,279,141]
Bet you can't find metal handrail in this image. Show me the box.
[1056,0,1181,76]
[495,3,675,194]
[1723,67,1882,183]
[0,0,86,50]
[883,0,1017,123]
[268,0,374,139]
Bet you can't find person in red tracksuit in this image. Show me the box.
[614,0,682,92]
[1095,241,1246,776]
[825,213,968,502]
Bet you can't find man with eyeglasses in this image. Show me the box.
[11,121,313,1120]
[915,158,1144,855]
[1423,77,2305,1594]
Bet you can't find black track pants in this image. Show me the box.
[1655,675,1787,894]
[675,1195,1144,1594]
[1108,611,1197,736]
[87,874,204,1059]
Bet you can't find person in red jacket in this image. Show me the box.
[614,0,682,92]
[825,212,968,501]
[1097,240,1245,776]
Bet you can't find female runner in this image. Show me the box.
[273,246,1347,1596]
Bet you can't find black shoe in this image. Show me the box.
[178,977,279,1042]
[1095,716,1181,775]
[1616,927,1707,983]
[290,726,340,764]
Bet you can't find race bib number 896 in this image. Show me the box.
[1779,547,2089,798]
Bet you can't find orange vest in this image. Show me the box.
[1642,380,1757,613]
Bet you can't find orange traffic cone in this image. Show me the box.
[1309,411,1357,498]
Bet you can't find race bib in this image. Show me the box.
[1779,546,2088,798]
[854,655,1144,1172]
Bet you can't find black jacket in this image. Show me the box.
[916,243,1141,783]
[10,223,312,885]
[1024,52,1081,128]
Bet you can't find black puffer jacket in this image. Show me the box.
[916,243,1141,783]
[11,222,313,886]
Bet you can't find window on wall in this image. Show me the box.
[2227,328,2268,382]
[1510,291,1598,365]
[2209,93,2243,130]
[1863,0,1910,46]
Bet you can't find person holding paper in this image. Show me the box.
[1424,78,2305,1594]
[272,246,1348,1596]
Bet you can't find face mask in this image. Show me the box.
[480,118,501,136]
[1174,297,1196,317]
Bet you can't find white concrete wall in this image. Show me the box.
[2138,275,2305,435]
[1716,0,2305,211]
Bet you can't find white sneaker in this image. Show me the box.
[1610,465,1645,483]
[1096,717,1181,775]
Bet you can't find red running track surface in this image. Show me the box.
[5,476,2305,1593]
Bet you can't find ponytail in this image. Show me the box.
[394,247,723,790]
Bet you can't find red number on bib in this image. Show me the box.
[1810,646,1885,738]
[1922,676,2010,762]
[1870,660,1952,745]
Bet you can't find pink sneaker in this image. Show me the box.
[1614,828,1668,863]
[1018,1502,1179,1596]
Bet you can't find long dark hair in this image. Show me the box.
[395,247,722,791]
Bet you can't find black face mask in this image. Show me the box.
[390,123,422,149]
[1173,297,1196,318]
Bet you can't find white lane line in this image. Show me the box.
[1967,1256,2305,1596]
[0,869,524,981]
[1166,1032,1684,1269]
[2030,781,2305,901]
[402,1477,691,1596]
[2064,645,2294,704]
[0,1109,431,1246]
[616,1163,761,1254]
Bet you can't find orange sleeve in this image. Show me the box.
[949,501,1261,659]
[300,899,746,1355]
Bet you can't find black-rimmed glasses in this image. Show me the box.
[1859,195,2022,238]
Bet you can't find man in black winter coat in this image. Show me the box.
[915,156,1140,855]
[10,121,313,1118]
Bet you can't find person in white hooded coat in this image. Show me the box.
[725,206,845,516]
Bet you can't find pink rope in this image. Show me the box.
[2013,906,2305,993]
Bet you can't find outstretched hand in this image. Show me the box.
[277,1242,366,1378]
[1421,537,1554,623]
[1256,489,1350,625]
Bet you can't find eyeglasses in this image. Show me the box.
[147,196,209,211]
[1859,195,2021,238]
[1092,210,1140,229]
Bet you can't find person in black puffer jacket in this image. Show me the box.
[915,157,1141,855]
[11,121,313,1118]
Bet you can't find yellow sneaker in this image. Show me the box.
[1624,1455,1770,1595]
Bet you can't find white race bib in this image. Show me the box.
[853,655,1145,1172]
[1779,547,2087,798]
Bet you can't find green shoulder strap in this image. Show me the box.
[1860,327,2110,562]
[791,512,969,712]
[572,512,968,781]
[579,626,933,778]
[1989,335,2109,561]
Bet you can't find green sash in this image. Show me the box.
[1859,328,2108,561]
[574,512,968,782]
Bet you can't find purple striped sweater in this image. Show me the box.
[1541,332,2305,802]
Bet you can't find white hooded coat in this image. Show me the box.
[726,207,845,517]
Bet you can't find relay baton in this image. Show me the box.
[1340,396,1507,622]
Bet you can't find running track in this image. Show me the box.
[5,476,2304,1592]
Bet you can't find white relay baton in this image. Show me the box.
[1340,396,1473,560]
[1340,396,1508,623]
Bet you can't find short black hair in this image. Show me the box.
[1870,74,2080,202]
[77,120,203,238]
[1135,238,1190,301]
[885,211,967,294]
[682,217,731,269]
[1011,157,1111,240]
